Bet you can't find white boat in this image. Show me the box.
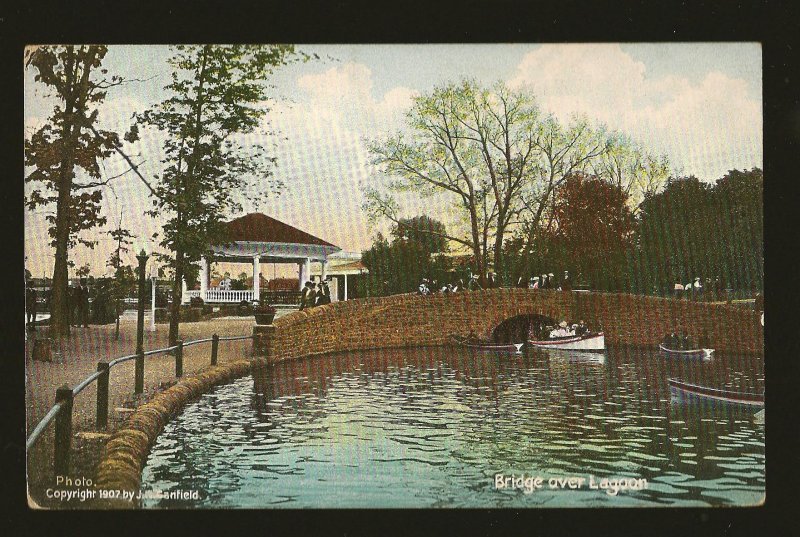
[451,335,524,353]
[527,332,605,352]
[658,344,714,361]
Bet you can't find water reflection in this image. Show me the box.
[141,345,764,508]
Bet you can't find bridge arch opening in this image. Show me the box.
[492,314,557,343]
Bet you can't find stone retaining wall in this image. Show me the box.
[92,360,252,508]
[257,289,763,362]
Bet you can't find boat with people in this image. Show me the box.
[668,378,764,409]
[527,332,605,352]
[658,344,714,360]
[450,335,524,353]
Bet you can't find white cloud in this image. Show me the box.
[251,63,419,252]
[508,44,762,181]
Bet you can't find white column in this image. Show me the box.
[321,260,328,281]
[304,258,312,286]
[298,262,304,291]
[181,278,188,305]
[150,276,156,332]
[253,255,260,302]
[344,273,348,301]
[200,256,208,301]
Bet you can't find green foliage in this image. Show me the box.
[24,45,124,335]
[366,79,670,286]
[633,169,763,294]
[136,44,312,341]
[137,45,303,273]
[391,215,450,255]
[548,174,635,291]
[361,230,452,296]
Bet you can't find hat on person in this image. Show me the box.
[559,321,568,328]
[548,273,554,277]
[532,276,539,281]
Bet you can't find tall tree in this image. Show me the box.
[135,45,309,344]
[107,216,135,340]
[366,80,541,285]
[25,45,125,336]
[545,173,636,290]
[391,215,450,255]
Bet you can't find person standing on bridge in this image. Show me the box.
[300,281,316,311]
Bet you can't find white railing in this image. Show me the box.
[186,290,201,299]
[202,289,255,303]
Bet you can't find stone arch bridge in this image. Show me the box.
[256,289,763,361]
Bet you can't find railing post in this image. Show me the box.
[96,361,110,429]
[175,340,184,378]
[54,385,74,477]
[135,351,145,394]
[211,334,219,366]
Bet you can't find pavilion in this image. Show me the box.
[182,213,341,304]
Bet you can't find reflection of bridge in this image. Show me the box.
[255,289,764,363]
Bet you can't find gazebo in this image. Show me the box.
[182,213,341,304]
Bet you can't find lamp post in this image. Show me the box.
[135,249,149,355]
[150,272,157,333]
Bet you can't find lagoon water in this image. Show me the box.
[140,345,764,508]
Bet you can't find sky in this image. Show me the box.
[24,43,762,279]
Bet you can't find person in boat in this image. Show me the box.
[676,328,691,350]
[575,320,588,336]
[529,276,539,289]
[698,329,710,349]
[549,321,573,339]
[548,273,556,289]
[664,331,678,349]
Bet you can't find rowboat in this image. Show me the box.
[668,378,764,409]
[451,335,523,353]
[527,332,605,352]
[658,344,714,360]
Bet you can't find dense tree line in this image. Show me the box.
[364,168,762,297]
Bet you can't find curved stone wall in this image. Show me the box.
[93,289,762,507]
[262,289,763,361]
[93,360,252,508]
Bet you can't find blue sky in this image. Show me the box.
[24,44,762,277]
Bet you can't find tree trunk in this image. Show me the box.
[49,49,78,338]
[493,223,506,287]
[169,249,184,346]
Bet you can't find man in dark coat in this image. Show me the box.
[76,281,89,327]
[300,281,316,310]
[26,285,37,326]
[562,271,572,292]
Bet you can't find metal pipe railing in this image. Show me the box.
[27,332,254,477]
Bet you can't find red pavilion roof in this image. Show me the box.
[224,213,337,248]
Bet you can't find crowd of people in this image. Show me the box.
[672,276,726,299]
[662,329,711,350]
[516,270,574,291]
[528,319,590,340]
[299,279,333,310]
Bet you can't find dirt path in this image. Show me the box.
[25,313,290,507]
